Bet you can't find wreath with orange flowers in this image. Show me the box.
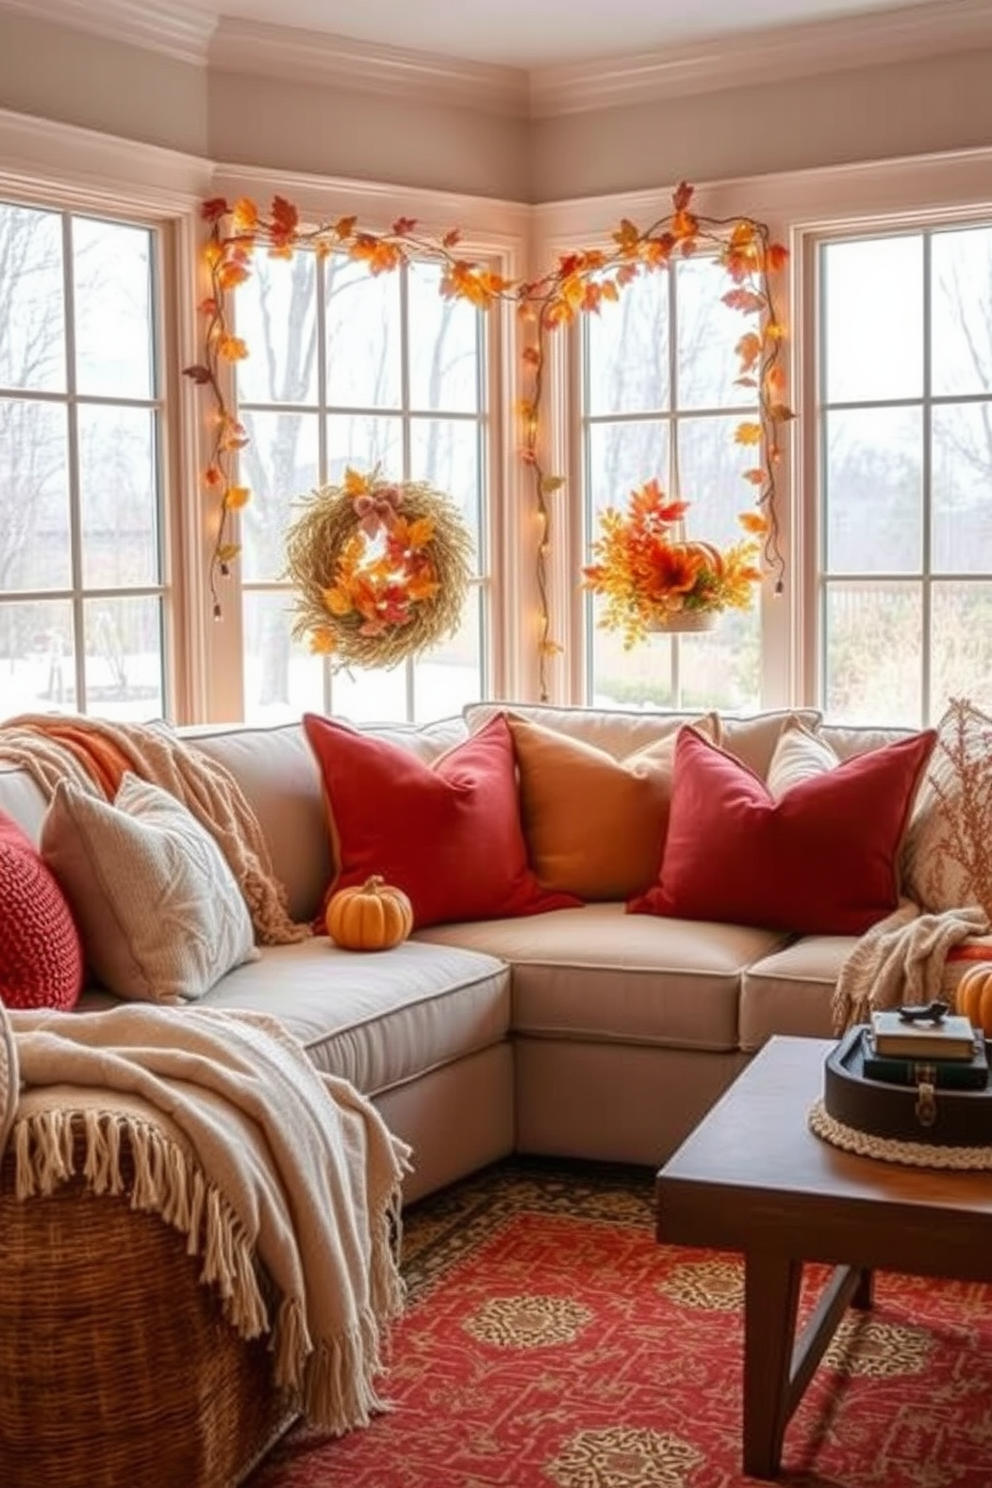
[285,468,473,671]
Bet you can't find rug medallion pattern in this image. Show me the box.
[250,1158,992,1486]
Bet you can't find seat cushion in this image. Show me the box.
[416,903,789,1053]
[739,935,854,1051]
[193,938,511,1095]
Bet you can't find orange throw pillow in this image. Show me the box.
[507,712,720,900]
[629,725,936,935]
[303,712,581,931]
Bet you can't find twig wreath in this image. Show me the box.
[284,468,473,670]
[184,183,791,699]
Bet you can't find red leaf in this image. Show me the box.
[392,217,417,236]
[182,364,212,385]
[201,198,228,223]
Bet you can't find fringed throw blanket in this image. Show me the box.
[1,1002,412,1435]
[831,899,991,1033]
[0,713,309,945]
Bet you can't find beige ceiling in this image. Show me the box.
[10,0,954,69]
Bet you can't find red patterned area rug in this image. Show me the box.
[248,1158,992,1487]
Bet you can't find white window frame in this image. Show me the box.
[203,167,532,722]
[0,111,210,723]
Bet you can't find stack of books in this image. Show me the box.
[865,1009,989,1090]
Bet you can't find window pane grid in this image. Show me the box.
[237,248,491,725]
[0,201,167,721]
[817,222,992,723]
[582,256,761,712]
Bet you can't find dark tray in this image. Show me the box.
[824,1025,992,1148]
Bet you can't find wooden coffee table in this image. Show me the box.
[656,1034,992,1479]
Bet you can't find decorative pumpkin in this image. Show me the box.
[956,962,992,1038]
[675,539,725,578]
[325,875,413,951]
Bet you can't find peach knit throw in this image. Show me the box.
[0,713,309,945]
[2,1002,411,1434]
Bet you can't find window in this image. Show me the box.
[233,249,491,725]
[581,254,763,712]
[817,223,992,725]
[0,201,168,720]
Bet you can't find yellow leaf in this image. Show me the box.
[735,422,763,446]
[309,628,337,655]
[322,585,354,617]
[540,476,566,494]
[343,468,370,497]
[224,485,250,510]
[216,542,241,564]
[231,198,259,232]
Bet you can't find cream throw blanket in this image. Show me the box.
[831,899,991,1033]
[2,1002,412,1434]
[0,713,310,945]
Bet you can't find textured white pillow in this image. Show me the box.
[766,718,839,799]
[41,774,257,1004]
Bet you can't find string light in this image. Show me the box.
[184,183,790,696]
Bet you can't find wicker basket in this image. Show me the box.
[0,1125,296,1487]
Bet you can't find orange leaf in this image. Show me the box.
[766,242,789,272]
[343,468,371,497]
[224,485,251,510]
[612,218,641,255]
[723,288,765,315]
[742,468,766,486]
[334,215,358,240]
[738,510,769,534]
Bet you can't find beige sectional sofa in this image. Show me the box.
[0,702,936,1204]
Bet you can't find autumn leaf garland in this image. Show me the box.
[184,181,791,695]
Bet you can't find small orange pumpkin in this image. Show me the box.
[957,962,992,1038]
[674,539,725,578]
[325,875,413,951]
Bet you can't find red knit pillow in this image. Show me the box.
[0,812,83,1009]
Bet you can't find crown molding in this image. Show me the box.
[0,106,210,208]
[2,0,990,117]
[528,0,992,117]
[208,19,530,117]
[0,0,214,66]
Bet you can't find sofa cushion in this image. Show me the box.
[739,935,855,1051]
[188,938,512,1095]
[465,702,820,780]
[416,902,789,1053]
[41,775,257,1004]
[506,711,720,900]
[630,724,936,935]
[0,811,83,1010]
[304,711,581,930]
[464,701,704,758]
[902,697,992,919]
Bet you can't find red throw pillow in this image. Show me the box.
[628,725,937,935]
[0,811,83,1009]
[303,712,582,930]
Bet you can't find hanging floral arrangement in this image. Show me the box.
[582,478,764,646]
[284,467,473,670]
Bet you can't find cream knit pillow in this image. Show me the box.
[41,774,257,1004]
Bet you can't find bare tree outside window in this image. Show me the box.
[235,249,488,725]
[0,202,166,721]
[819,225,992,725]
[583,255,762,711]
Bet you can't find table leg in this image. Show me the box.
[743,1251,802,1479]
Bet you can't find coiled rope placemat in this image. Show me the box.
[808,1098,992,1170]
